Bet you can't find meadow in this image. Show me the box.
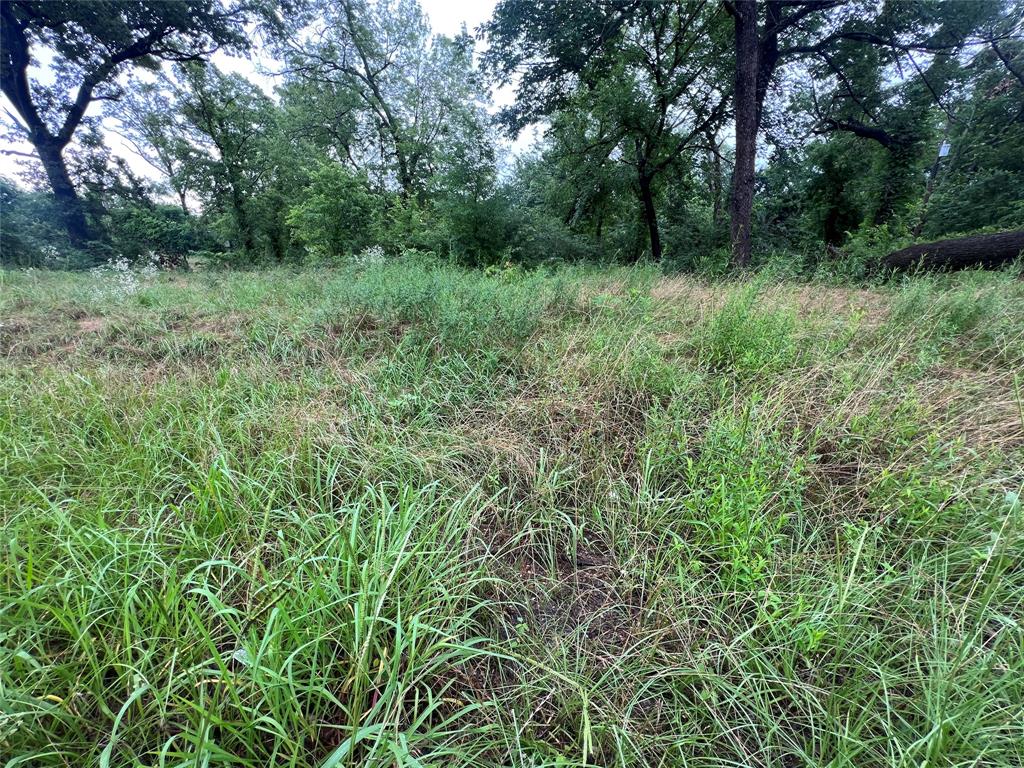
[2,256,1022,767]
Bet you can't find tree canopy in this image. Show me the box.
[1,0,253,245]
[2,0,1022,271]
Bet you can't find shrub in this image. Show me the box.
[699,282,797,373]
[106,202,215,265]
[0,178,82,268]
[286,163,379,261]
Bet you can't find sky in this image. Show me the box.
[0,0,540,187]
[422,0,496,39]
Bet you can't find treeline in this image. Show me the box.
[2,0,1023,273]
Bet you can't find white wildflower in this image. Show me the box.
[90,253,161,301]
[352,244,385,268]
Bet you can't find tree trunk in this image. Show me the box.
[36,141,91,247]
[703,123,726,232]
[709,148,724,231]
[729,0,759,269]
[883,230,1024,271]
[396,150,415,199]
[175,187,190,216]
[638,173,662,261]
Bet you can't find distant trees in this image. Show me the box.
[277,0,491,199]
[0,0,250,248]
[483,0,731,262]
[482,0,1022,267]
[285,163,377,259]
[175,64,285,260]
[2,0,1022,271]
[722,0,1016,265]
[110,79,198,214]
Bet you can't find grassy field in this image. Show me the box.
[2,256,1023,767]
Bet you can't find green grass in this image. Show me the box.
[2,255,1023,767]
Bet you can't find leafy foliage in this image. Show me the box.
[2,0,1022,271]
[286,163,379,260]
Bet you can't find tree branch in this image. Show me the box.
[991,39,1024,90]
[819,117,894,146]
[0,147,38,159]
[57,25,173,146]
[0,3,52,141]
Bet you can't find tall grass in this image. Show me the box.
[2,256,1022,766]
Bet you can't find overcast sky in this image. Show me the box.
[423,0,495,38]
[0,0,540,186]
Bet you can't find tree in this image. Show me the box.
[917,13,1024,237]
[883,229,1024,270]
[110,77,200,214]
[483,0,731,261]
[174,63,283,260]
[0,0,249,247]
[722,0,1009,266]
[278,0,490,199]
[286,162,378,259]
[538,107,635,250]
[725,0,759,267]
[722,0,850,266]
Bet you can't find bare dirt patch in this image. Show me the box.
[76,317,106,333]
[526,548,638,649]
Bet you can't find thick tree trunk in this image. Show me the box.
[35,141,91,247]
[638,173,662,261]
[883,230,1024,271]
[729,0,759,269]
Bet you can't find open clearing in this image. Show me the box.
[2,258,1023,767]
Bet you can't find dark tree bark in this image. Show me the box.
[1,4,93,246]
[883,230,1024,271]
[2,2,247,249]
[722,0,893,268]
[638,172,662,262]
[728,0,759,268]
[34,140,92,247]
[176,188,191,216]
[701,125,726,231]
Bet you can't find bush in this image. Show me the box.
[437,192,522,267]
[700,282,798,373]
[106,202,215,265]
[286,163,379,261]
[0,178,82,268]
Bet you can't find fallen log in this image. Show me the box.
[882,230,1024,271]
